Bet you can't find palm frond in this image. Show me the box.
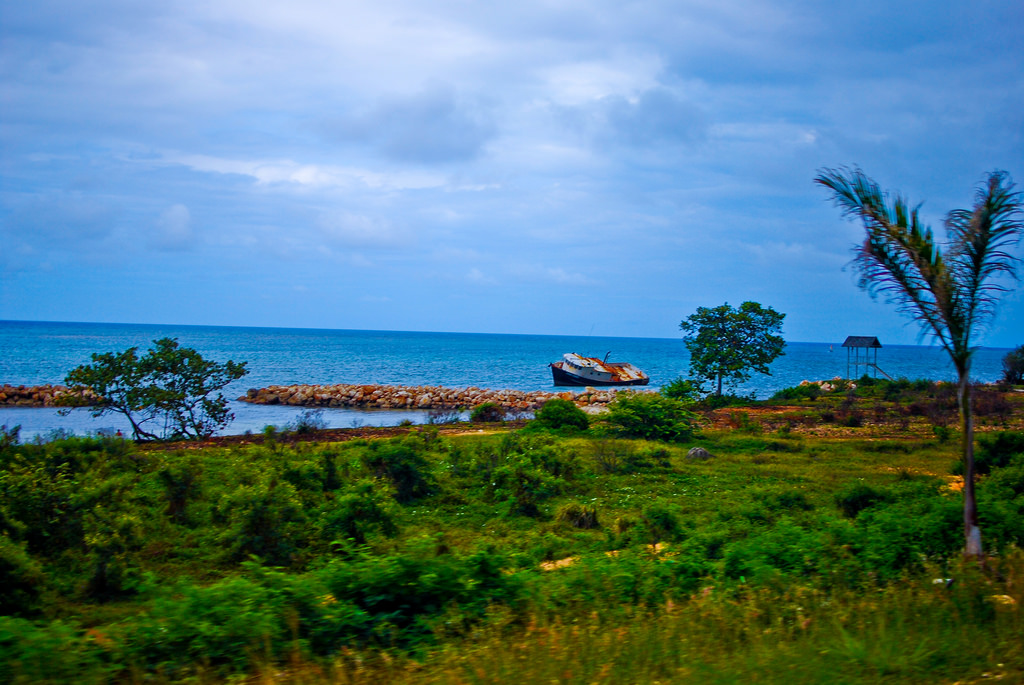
[946,170,1024,341]
[815,167,957,356]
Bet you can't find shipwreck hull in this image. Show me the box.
[549,361,650,387]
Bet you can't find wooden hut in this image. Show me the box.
[842,336,890,379]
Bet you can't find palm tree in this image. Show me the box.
[815,168,1023,557]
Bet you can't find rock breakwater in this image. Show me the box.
[240,383,636,411]
[0,384,99,408]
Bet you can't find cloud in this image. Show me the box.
[0,193,118,265]
[151,204,194,251]
[602,87,708,147]
[508,264,598,286]
[323,85,496,163]
[466,267,497,285]
[316,212,408,249]
[162,153,446,191]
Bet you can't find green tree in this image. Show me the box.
[679,302,786,396]
[1002,345,1024,385]
[60,338,248,441]
[816,167,1023,557]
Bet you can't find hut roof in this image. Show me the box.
[842,336,882,348]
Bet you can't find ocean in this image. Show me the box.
[0,320,1011,440]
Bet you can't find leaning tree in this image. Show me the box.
[816,167,1023,557]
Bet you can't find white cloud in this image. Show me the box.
[466,267,497,285]
[316,212,409,249]
[162,153,447,192]
[151,204,194,251]
[509,264,598,286]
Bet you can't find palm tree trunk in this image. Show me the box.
[957,368,983,557]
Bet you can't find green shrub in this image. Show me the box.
[124,574,290,674]
[319,540,522,643]
[0,617,112,684]
[533,398,589,432]
[1002,345,1024,385]
[361,439,435,503]
[977,460,1024,549]
[638,501,683,543]
[659,377,702,403]
[557,503,600,529]
[0,535,44,616]
[491,458,563,517]
[953,431,1024,476]
[218,477,306,565]
[835,482,891,518]
[856,486,962,575]
[318,479,397,545]
[771,384,821,401]
[470,402,506,422]
[605,393,697,442]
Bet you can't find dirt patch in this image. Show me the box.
[139,421,527,451]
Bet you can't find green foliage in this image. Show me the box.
[361,439,435,503]
[556,502,600,529]
[60,338,248,441]
[319,479,397,544]
[0,535,44,617]
[470,401,506,422]
[679,301,786,396]
[0,617,113,684]
[533,397,589,431]
[605,392,697,442]
[3,421,1024,681]
[659,377,702,403]
[638,501,683,543]
[952,431,1024,476]
[771,383,821,402]
[835,482,892,518]
[817,167,1024,557]
[978,459,1024,549]
[1001,344,1024,384]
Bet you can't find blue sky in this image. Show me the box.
[2,0,1022,346]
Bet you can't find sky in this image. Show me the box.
[2,1,1023,347]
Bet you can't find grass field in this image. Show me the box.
[2,380,1023,683]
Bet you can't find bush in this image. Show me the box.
[289,409,328,434]
[659,377,702,402]
[638,501,683,543]
[361,439,435,503]
[978,460,1024,549]
[953,431,1024,476]
[0,535,45,616]
[533,398,589,432]
[835,482,891,518]
[470,402,506,423]
[771,384,821,402]
[605,393,697,442]
[0,617,112,683]
[1002,345,1024,385]
[557,503,600,529]
[318,480,398,545]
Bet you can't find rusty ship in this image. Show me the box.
[549,352,650,387]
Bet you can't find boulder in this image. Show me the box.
[686,447,714,461]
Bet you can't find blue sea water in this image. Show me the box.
[0,320,1011,440]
